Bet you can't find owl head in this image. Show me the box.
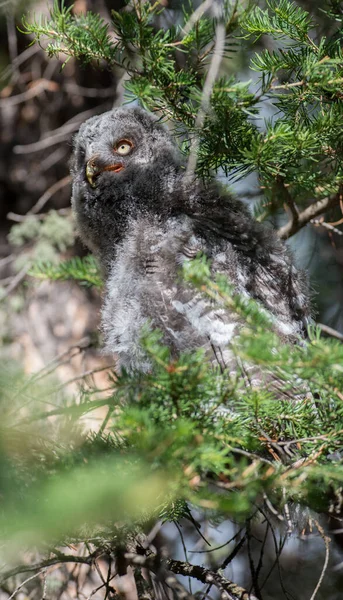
[70,106,183,261]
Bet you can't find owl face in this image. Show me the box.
[71,106,181,195]
[70,106,184,260]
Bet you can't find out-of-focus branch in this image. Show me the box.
[0,263,30,301]
[0,553,94,583]
[0,45,39,83]
[317,323,343,342]
[125,552,258,600]
[277,192,342,239]
[180,0,214,38]
[0,79,59,108]
[277,177,299,231]
[185,7,226,179]
[13,104,109,154]
[28,175,71,215]
[6,15,18,64]
[7,208,71,222]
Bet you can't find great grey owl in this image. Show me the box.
[70,106,310,375]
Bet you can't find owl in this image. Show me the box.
[70,106,310,376]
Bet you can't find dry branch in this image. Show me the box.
[277,192,341,239]
[125,552,258,600]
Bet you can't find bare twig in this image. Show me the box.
[263,494,284,522]
[277,178,299,231]
[0,0,13,9]
[133,568,154,600]
[0,554,94,584]
[0,79,59,108]
[189,529,243,555]
[0,254,15,268]
[13,121,79,154]
[28,175,71,215]
[164,573,196,600]
[56,364,116,390]
[40,147,68,172]
[317,323,343,342]
[41,567,48,600]
[6,569,47,600]
[13,104,109,154]
[85,581,109,600]
[230,447,272,466]
[185,8,226,179]
[7,208,71,222]
[125,552,258,600]
[309,522,331,600]
[311,218,343,236]
[6,212,28,222]
[277,192,341,239]
[0,45,39,83]
[6,15,18,64]
[0,263,30,301]
[180,0,214,38]
[64,83,116,98]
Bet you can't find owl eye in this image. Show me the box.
[115,139,133,156]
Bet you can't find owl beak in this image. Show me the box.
[86,157,124,188]
[86,159,100,188]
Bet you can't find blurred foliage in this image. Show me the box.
[9,211,75,266]
[29,254,102,287]
[2,258,343,560]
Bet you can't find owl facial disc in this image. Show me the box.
[86,158,124,188]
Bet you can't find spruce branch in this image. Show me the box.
[29,256,103,288]
[242,0,315,44]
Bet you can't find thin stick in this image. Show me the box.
[185,10,226,179]
[13,104,109,154]
[181,0,214,38]
[0,79,58,108]
[55,364,116,390]
[1,554,93,584]
[7,569,46,600]
[277,193,341,239]
[28,175,71,214]
[0,263,30,301]
[309,522,330,600]
[125,552,258,600]
[6,15,18,64]
[311,218,343,236]
[317,323,343,342]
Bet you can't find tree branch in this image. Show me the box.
[0,553,93,584]
[277,177,299,231]
[125,552,258,600]
[277,192,341,239]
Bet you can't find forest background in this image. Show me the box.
[1,0,343,599]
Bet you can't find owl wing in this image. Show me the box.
[189,211,311,338]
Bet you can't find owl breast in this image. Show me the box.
[101,215,270,374]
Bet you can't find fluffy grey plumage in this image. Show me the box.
[71,106,310,374]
